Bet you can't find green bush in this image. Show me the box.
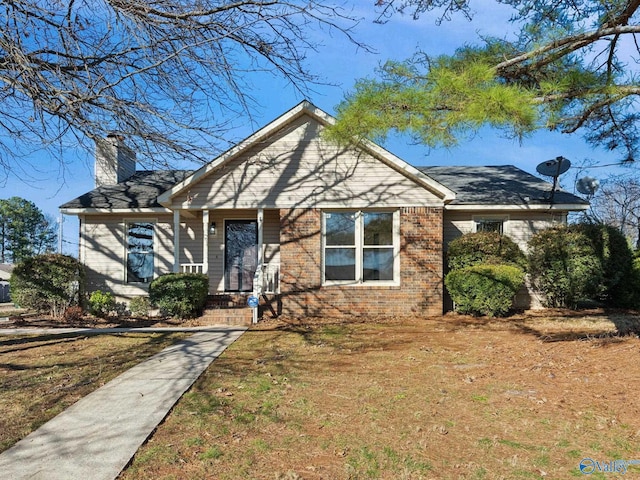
[445,264,525,317]
[88,290,116,318]
[578,223,637,307]
[447,231,527,271]
[149,273,209,319]
[129,296,151,317]
[528,226,604,308]
[10,254,84,318]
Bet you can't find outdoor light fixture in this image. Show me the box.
[209,222,217,236]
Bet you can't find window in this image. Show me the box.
[474,216,507,234]
[323,211,398,284]
[126,222,154,283]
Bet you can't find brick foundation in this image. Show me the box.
[279,207,443,318]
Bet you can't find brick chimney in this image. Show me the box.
[94,134,136,187]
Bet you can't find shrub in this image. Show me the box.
[149,273,209,319]
[447,231,527,271]
[129,296,151,317]
[10,254,84,318]
[445,264,525,317]
[578,223,637,307]
[528,226,604,308]
[88,290,116,318]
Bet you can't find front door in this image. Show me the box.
[224,220,258,292]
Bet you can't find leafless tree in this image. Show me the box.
[0,1,364,179]
[588,175,640,249]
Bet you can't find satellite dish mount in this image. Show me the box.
[536,156,571,204]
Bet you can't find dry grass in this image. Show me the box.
[117,310,640,480]
[0,331,187,452]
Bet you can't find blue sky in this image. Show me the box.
[1,1,632,255]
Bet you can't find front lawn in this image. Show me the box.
[119,311,640,479]
[0,331,187,452]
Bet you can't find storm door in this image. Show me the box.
[224,220,258,292]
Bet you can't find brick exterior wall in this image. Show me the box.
[279,207,443,318]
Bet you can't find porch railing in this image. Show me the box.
[180,263,204,274]
[180,262,279,295]
[262,264,280,294]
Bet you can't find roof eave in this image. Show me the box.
[444,203,589,211]
[60,207,172,215]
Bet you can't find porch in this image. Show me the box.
[171,208,281,323]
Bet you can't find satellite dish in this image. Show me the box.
[536,156,572,205]
[576,176,600,196]
[536,156,571,177]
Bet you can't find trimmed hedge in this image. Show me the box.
[528,226,604,308]
[149,273,209,319]
[445,264,525,317]
[447,231,527,271]
[10,254,85,318]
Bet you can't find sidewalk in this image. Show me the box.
[0,326,247,480]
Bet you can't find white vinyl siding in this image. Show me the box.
[80,214,174,297]
[443,211,567,252]
[169,116,444,210]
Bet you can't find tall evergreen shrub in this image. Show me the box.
[447,231,527,270]
[528,226,603,308]
[10,254,84,318]
[578,223,637,308]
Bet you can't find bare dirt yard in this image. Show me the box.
[110,309,640,480]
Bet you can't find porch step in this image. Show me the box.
[198,306,253,326]
[199,294,253,326]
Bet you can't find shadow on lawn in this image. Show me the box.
[440,308,640,343]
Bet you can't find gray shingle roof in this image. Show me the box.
[60,170,193,210]
[60,165,587,210]
[419,165,588,206]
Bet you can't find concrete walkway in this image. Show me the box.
[0,326,247,480]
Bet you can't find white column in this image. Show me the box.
[202,210,209,276]
[257,208,264,269]
[253,208,264,324]
[173,210,180,273]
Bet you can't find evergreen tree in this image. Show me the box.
[0,197,57,263]
[331,1,640,162]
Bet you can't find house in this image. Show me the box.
[0,264,13,282]
[60,101,588,321]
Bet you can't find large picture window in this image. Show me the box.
[323,210,398,284]
[126,221,154,283]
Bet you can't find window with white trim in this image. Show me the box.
[126,221,154,283]
[323,210,399,284]
[474,216,507,234]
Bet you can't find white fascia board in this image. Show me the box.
[60,207,171,215]
[444,203,589,211]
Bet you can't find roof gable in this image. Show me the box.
[156,101,455,207]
